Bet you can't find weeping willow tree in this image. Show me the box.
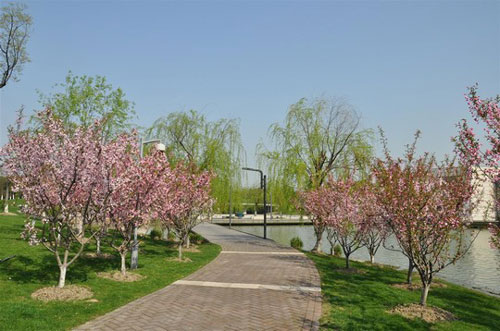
[147,110,246,212]
[258,97,374,251]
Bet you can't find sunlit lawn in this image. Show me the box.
[307,252,500,330]
[0,210,220,331]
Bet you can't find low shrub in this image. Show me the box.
[290,236,303,249]
[189,232,205,245]
[333,244,342,257]
[167,231,176,241]
[149,228,162,241]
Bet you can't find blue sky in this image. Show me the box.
[1,0,499,184]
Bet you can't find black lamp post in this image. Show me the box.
[242,167,267,239]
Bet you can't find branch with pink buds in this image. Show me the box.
[453,85,499,250]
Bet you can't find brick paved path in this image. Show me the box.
[74,223,322,331]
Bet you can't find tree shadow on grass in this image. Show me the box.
[308,253,500,330]
[140,238,185,259]
[431,286,500,330]
[0,250,120,286]
[141,245,177,257]
[0,254,60,284]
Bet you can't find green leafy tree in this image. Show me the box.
[30,73,135,246]
[36,72,136,139]
[147,110,245,212]
[258,97,373,252]
[0,2,32,88]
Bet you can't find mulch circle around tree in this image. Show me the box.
[97,271,145,282]
[182,245,200,253]
[388,303,456,323]
[84,252,115,259]
[392,282,447,291]
[166,257,192,263]
[31,285,94,302]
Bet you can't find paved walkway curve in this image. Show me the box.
[74,224,322,331]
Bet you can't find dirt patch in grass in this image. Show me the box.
[388,303,455,323]
[0,212,17,216]
[166,257,192,263]
[392,282,447,291]
[84,252,115,259]
[31,285,93,302]
[97,271,145,282]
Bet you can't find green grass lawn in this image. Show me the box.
[307,252,500,330]
[0,211,220,331]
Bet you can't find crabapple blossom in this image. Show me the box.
[1,109,109,287]
[301,175,365,269]
[105,144,170,274]
[298,183,335,254]
[156,162,214,260]
[357,181,389,264]
[373,141,475,306]
[454,86,499,249]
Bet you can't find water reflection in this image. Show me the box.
[231,225,500,296]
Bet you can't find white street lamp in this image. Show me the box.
[130,138,165,270]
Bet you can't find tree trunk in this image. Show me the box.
[407,259,414,285]
[76,215,83,237]
[345,254,350,269]
[312,236,323,253]
[178,243,183,260]
[420,283,430,306]
[185,234,190,248]
[120,252,127,275]
[96,236,101,255]
[130,225,139,269]
[370,254,375,264]
[327,235,335,255]
[58,264,67,288]
[312,225,324,253]
[3,182,9,214]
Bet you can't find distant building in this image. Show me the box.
[471,168,498,223]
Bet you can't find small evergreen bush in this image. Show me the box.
[290,236,303,249]
[189,232,205,245]
[333,244,342,257]
[150,228,162,241]
[167,231,176,241]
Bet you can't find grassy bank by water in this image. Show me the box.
[0,212,220,330]
[307,252,500,330]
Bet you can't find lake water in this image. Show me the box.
[230,224,500,296]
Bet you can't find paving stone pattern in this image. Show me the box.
[74,223,322,331]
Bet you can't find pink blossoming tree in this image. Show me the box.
[1,109,107,287]
[301,175,365,269]
[157,162,213,260]
[357,181,389,264]
[299,183,336,255]
[454,85,499,249]
[106,145,170,275]
[373,134,475,306]
[325,177,365,269]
